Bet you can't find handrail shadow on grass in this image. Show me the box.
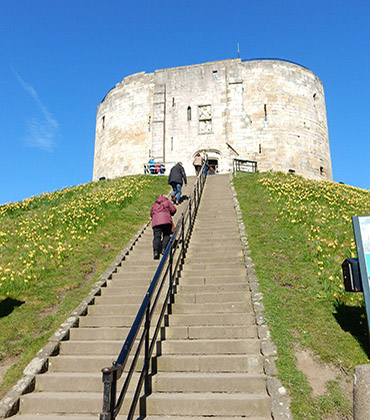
[0,298,24,318]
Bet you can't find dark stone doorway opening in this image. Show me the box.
[207,158,218,174]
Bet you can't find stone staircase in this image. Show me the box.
[144,175,271,419]
[11,174,273,420]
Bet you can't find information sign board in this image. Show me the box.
[352,216,370,338]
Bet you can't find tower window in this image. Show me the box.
[102,115,105,130]
[198,105,212,134]
[172,97,175,107]
[320,166,324,176]
[148,116,151,132]
[171,137,174,151]
[213,70,218,80]
[264,104,267,121]
[259,144,262,154]
[187,106,191,121]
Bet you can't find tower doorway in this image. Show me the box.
[207,158,218,174]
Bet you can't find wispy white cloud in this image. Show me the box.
[12,66,60,151]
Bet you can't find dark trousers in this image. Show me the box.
[153,224,172,254]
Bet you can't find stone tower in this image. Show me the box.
[93,58,332,181]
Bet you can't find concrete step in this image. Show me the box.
[176,283,249,294]
[119,258,159,266]
[87,304,146,316]
[156,354,263,373]
[186,246,242,255]
[178,275,247,285]
[48,355,146,373]
[193,228,239,235]
[100,285,148,295]
[173,291,251,304]
[182,262,245,271]
[35,371,143,393]
[59,341,129,355]
[196,216,236,222]
[193,222,238,228]
[144,416,272,420]
[190,233,240,241]
[181,268,246,277]
[94,295,146,305]
[187,238,240,246]
[71,325,256,341]
[115,265,159,273]
[78,315,136,327]
[107,278,154,287]
[20,392,138,415]
[69,327,146,341]
[191,229,240,236]
[184,255,244,264]
[145,392,271,417]
[167,313,255,326]
[35,372,111,393]
[164,325,257,340]
[14,416,98,420]
[110,271,155,280]
[161,339,260,355]
[171,302,251,314]
[152,372,266,393]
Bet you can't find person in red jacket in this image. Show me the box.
[150,195,177,259]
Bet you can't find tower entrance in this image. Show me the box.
[207,158,218,174]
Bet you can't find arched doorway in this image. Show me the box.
[193,149,222,174]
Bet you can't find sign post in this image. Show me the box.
[352,216,370,340]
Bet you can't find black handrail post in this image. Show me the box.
[189,200,192,229]
[181,217,185,262]
[169,242,174,288]
[144,292,151,396]
[100,368,116,420]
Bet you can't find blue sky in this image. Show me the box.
[1,0,369,204]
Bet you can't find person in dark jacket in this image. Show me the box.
[168,162,187,204]
[150,195,177,259]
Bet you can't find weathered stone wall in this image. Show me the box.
[93,59,332,182]
[93,72,154,180]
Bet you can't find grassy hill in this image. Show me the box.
[234,171,370,420]
[0,175,170,398]
[1,171,369,419]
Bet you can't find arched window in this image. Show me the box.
[187,106,191,121]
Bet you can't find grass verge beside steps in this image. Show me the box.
[0,175,169,399]
[234,171,370,420]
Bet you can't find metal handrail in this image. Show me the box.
[233,158,257,175]
[100,166,207,420]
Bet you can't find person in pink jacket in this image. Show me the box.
[150,195,177,259]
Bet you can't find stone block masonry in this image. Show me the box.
[93,58,332,182]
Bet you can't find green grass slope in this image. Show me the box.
[0,175,169,398]
[234,171,370,420]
